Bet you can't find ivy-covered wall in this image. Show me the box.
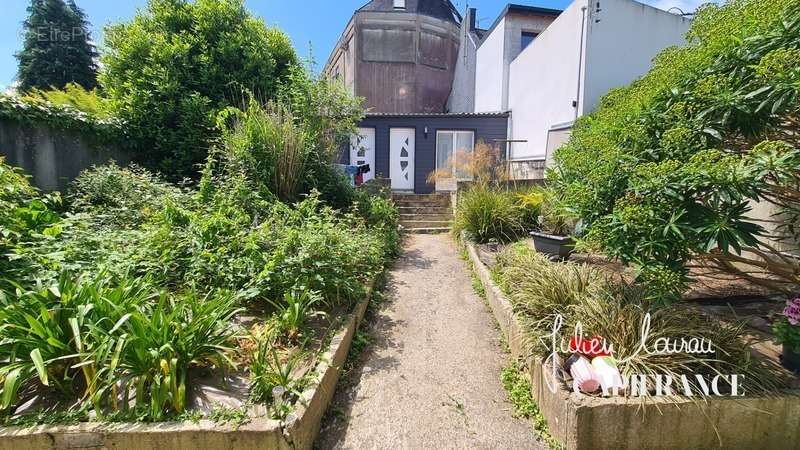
[0,118,130,191]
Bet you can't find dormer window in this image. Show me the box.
[393,0,406,9]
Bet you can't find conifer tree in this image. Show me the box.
[15,0,98,91]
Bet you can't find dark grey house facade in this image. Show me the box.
[344,112,509,194]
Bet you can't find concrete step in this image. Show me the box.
[400,219,452,229]
[394,199,451,208]
[391,193,451,202]
[398,206,452,215]
[400,213,452,221]
[404,226,451,234]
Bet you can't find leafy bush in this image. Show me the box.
[253,194,389,305]
[0,273,239,418]
[100,0,298,179]
[69,163,190,227]
[551,0,800,299]
[22,83,109,118]
[0,158,61,277]
[493,243,788,395]
[352,189,401,256]
[0,94,122,142]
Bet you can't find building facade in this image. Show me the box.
[506,0,692,162]
[323,0,462,114]
[445,8,485,114]
[473,5,561,113]
[344,112,509,193]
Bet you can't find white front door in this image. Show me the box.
[350,128,375,182]
[390,128,415,191]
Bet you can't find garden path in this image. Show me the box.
[316,234,543,449]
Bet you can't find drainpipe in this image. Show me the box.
[574,4,588,121]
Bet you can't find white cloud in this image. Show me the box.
[643,0,720,14]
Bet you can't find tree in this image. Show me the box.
[16,0,98,92]
[100,0,298,179]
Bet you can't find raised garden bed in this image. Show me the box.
[464,238,800,450]
[0,283,376,450]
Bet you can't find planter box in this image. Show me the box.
[530,231,574,259]
[0,283,377,450]
[784,347,800,374]
[464,238,800,450]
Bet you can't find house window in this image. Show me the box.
[436,130,475,180]
[521,31,538,51]
[393,0,406,9]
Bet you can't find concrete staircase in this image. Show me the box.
[392,193,453,234]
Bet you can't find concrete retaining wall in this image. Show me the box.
[464,239,800,450]
[0,284,376,450]
[0,119,130,192]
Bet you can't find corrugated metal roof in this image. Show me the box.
[364,111,510,118]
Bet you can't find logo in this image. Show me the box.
[540,314,745,397]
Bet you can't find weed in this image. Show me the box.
[501,362,562,450]
[209,405,251,429]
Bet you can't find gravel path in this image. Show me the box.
[316,234,543,450]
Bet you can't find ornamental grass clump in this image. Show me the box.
[493,243,789,396]
[454,185,525,243]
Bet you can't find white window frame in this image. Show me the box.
[393,0,406,9]
[436,130,475,181]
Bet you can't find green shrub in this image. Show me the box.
[100,0,298,179]
[254,194,388,305]
[22,83,109,118]
[0,158,61,278]
[551,0,800,299]
[454,185,523,243]
[69,163,190,227]
[214,101,309,203]
[352,189,401,256]
[0,273,240,419]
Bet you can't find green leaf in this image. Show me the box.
[30,349,49,386]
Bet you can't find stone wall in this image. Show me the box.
[0,119,130,192]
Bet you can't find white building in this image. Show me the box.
[472,5,561,114]
[474,0,692,177]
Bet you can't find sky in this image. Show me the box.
[0,0,715,90]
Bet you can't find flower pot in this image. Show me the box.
[782,346,800,374]
[530,231,574,259]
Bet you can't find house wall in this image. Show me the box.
[475,9,558,113]
[354,11,460,113]
[351,114,509,193]
[507,0,588,160]
[324,20,357,94]
[0,119,130,192]
[582,0,691,113]
[447,9,479,113]
[507,0,691,161]
[474,18,506,113]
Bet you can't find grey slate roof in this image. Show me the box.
[358,0,462,24]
